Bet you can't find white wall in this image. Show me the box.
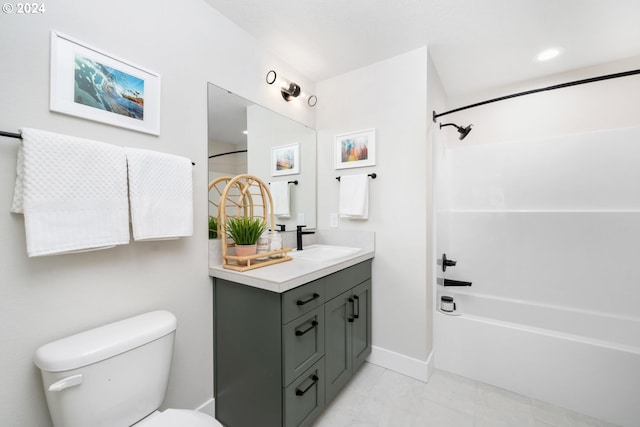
[316,48,432,379]
[443,127,640,316]
[0,1,314,425]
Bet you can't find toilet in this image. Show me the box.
[33,310,222,427]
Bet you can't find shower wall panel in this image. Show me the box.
[443,126,640,318]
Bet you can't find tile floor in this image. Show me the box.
[312,363,620,427]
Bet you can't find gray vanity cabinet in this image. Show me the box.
[213,260,371,427]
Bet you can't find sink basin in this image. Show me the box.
[290,244,360,262]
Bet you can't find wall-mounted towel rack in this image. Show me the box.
[269,180,298,185]
[0,130,22,139]
[1,129,196,165]
[336,173,377,181]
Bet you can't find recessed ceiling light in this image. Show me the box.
[536,47,563,62]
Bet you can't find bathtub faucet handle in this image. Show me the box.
[442,253,457,272]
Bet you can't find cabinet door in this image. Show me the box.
[324,290,353,404]
[352,280,372,371]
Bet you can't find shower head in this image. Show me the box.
[458,124,473,140]
[439,122,473,140]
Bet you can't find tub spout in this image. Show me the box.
[443,279,472,287]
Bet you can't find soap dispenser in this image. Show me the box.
[269,231,282,258]
[257,231,270,260]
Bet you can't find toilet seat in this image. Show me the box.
[136,409,222,427]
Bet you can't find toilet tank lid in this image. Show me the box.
[34,311,177,372]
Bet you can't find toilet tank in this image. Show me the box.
[34,311,177,427]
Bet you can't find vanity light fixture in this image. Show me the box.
[266,70,317,107]
[439,122,473,140]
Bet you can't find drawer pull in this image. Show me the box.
[296,293,320,306]
[348,297,355,322]
[295,320,318,336]
[295,374,319,396]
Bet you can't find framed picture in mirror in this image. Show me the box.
[271,143,300,176]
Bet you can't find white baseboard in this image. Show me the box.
[195,397,215,417]
[367,346,434,383]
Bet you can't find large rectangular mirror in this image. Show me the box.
[207,83,317,234]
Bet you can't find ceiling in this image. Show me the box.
[203,0,640,96]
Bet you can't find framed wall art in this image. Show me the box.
[335,128,376,169]
[50,30,161,135]
[271,143,300,176]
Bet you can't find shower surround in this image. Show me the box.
[434,126,640,427]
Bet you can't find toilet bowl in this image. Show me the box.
[34,311,221,427]
[136,409,222,426]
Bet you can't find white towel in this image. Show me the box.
[11,128,130,256]
[339,174,369,219]
[270,181,290,217]
[126,148,193,240]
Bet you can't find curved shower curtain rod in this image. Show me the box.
[208,149,248,159]
[432,68,640,122]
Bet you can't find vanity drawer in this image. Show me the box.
[283,358,325,427]
[282,278,325,324]
[282,307,325,386]
[325,260,372,301]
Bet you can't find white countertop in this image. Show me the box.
[209,230,375,293]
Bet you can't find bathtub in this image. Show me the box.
[434,291,640,427]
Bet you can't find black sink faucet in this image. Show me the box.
[296,225,315,251]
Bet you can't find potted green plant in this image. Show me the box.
[225,216,267,263]
[208,215,218,239]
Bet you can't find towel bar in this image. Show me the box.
[336,173,377,181]
[269,180,298,185]
[1,129,196,165]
